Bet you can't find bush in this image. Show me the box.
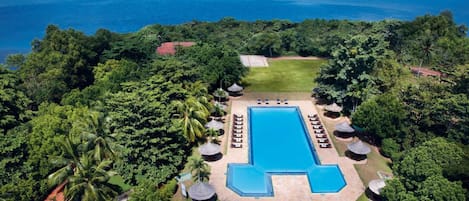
[381,138,400,159]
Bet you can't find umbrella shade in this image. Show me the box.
[213,88,228,98]
[324,103,343,112]
[347,140,371,155]
[198,142,221,156]
[205,119,224,130]
[335,122,355,133]
[368,179,386,195]
[188,182,216,201]
[227,83,243,92]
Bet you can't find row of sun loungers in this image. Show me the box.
[308,114,332,148]
[231,114,244,148]
[257,98,289,105]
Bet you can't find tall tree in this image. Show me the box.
[173,97,209,143]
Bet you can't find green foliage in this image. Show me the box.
[352,93,408,142]
[187,156,210,182]
[105,75,189,185]
[246,32,282,57]
[316,34,391,110]
[380,138,401,159]
[0,67,31,134]
[395,138,464,189]
[173,97,210,143]
[381,179,418,201]
[129,179,178,201]
[416,175,466,201]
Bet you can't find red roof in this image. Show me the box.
[410,67,442,77]
[156,42,195,55]
[45,182,66,201]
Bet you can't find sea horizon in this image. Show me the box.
[1,0,468,62]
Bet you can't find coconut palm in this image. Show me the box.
[173,97,210,142]
[188,156,210,182]
[48,133,121,201]
[79,112,118,162]
[206,128,220,144]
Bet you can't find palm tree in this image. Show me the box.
[187,156,210,182]
[48,133,121,201]
[79,112,118,162]
[206,128,220,144]
[173,97,210,142]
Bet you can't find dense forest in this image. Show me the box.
[1,11,468,200]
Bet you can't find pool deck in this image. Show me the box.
[207,98,365,201]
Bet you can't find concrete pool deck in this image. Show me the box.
[207,98,365,201]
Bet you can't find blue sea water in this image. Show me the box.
[1,0,468,62]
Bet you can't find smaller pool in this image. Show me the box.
[227,107,346,196]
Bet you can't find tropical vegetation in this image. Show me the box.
[1,11,468,200]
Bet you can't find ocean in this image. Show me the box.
[1,0,468,62]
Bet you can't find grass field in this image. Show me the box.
[242,60,326,92]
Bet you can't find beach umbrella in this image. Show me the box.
[198,142,221,156]
[227,83,243,92]
[347,140,371,155]
[368,179,386,195]
[324,103,343,113]
[335,122,355,133]
[205,119,224,130]
[188,182,216,201]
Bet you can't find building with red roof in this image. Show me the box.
[156,42,195,55]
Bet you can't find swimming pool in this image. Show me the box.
[227,107,346,196]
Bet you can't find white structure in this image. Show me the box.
[240,55,269,67]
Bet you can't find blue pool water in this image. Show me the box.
[227,107,345,196]
[1,0,468,62]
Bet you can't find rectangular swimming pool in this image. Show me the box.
[227,107,346,196]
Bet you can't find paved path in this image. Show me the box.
[207,97,365,201]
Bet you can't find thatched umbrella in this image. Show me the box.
[205,119,224,130]
[188,182,216,201]
[324,103,343,113]
[368,179,386,195]
[227,83,243,93]
[347,140,371,155]
[198,142,221,156]
[335,122,355,133]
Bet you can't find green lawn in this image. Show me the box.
[242,60,326,92]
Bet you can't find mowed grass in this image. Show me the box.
[242,60,326,92]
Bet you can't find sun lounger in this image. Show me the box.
[257,98,262,104]
[234,125,243,129]
[233,129,242,134]
[234,121,243,125]
[311,121,320,125]
[319,143,331,148]
[231,143,242,148]
[317,138,329,143]
[276,98,281,104]
[284,99,288,104]
[312,125,322,129]
[264,98,269,104]
[233,133,243,138]
[316,134,326,138]
[314,129,324,134]
[308,114,318,118]
[232,138,243,143]
[235,117,243,121]
[309,117,318,121]
[234,114,243,118]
